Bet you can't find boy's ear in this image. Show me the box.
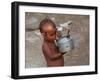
[41,33,45,36]
[42,33,47,37]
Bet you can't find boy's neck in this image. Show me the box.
[44,40,55,44]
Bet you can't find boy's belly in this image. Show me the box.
[46,57,64,67]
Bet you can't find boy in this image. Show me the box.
[39,18,65,67]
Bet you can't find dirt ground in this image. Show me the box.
[25,12,89,68]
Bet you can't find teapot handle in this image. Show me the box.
[67,29,70,35]
[67,29,70,38]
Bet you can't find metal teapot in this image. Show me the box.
[56,34,74,53]
[56,21,74,53]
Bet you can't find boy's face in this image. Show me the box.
[42,24,56,42]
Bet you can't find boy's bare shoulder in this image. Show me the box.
[42,42,49,50]
[42,42,53,54]
[42,43,49,55]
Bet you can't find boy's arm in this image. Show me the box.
[43,43,62,60]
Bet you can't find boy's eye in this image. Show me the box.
[50,32,56,36]
[50,34,54,36]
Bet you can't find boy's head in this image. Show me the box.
[39,18,57,42]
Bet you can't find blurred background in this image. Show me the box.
[25,12,89,68]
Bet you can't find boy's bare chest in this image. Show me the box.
[47,43,58,52]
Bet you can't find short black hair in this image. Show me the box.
[39,18,56,33]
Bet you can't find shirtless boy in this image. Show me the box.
[39,18,65,67]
